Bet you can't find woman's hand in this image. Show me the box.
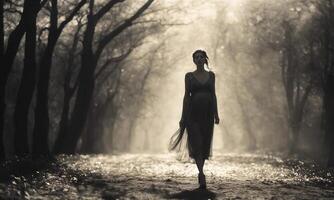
[214,115,220,124]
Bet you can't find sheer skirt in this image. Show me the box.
[168,117,214,162]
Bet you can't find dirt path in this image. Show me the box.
[1,152,334,199]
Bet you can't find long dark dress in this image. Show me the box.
[169,70,219,160]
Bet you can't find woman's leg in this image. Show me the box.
[195,154,205,174]
[196,154,207,188]
[189,122,205,174]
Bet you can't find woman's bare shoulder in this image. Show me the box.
[185,72,192,78]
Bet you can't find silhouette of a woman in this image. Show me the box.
[169,49,220,189]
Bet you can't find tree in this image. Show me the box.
[0,0,46,159]
[280,20,315,153]
[55,16,84,154]
[0,0,4,160]
[32,0,87,156]
[54,0,154,154]
[80,67,122,153]
[13,0,47,156]
[314,0,334,167]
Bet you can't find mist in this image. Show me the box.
[1,0,334,199]
[107,0,323,157]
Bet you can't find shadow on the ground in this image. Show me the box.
[0,155,56,181]
[65,165,217,199]
[167,188,216,200]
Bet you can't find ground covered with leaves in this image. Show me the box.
[0,152,334,199]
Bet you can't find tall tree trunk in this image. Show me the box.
[127,67,151,151]
[289,123,301,153]
[80,102,108,153]
[56,0,96,153]
[64,58,96,153]
[0,0,3,65]
[0,83,4,160]
[234,84,257,151]
[54,0,98,154]
[324,74,334,167]
[32,43,56,155]
[54,89,72,152]
[281,21,313,154]
[231,75,256,151]
[53,19,82,153]
[0,0,32,159]
[54,0,154,154]
[32,0,58,155]
[320,1,334,166]
[0,0,4,161]
[33,0,86,156]
[80,84,119,153]
[53,22,82,153]
[13,1,39,156]
[80,105,97,153]
[57,13,96,153]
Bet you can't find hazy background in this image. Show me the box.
[108,0,294,154]
[1,0,334,166]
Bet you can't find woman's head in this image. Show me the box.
[192,50,209,68]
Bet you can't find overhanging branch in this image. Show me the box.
[94,0,154,59]
[93,0,125,22]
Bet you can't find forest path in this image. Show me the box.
[2,152,334,199]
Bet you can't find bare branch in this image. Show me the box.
[132,19,159,25]
[95,0,154,58]
[93,0,125,22]
[39,0,49,10]
[97,62,121,87]
[57,0,87,33]
[5,0,23,7]
[95,47,134,79]
[37,26,49,43]
[4,8,23,15]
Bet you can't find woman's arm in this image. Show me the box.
[180,73,191,127]
[212,72,219,121]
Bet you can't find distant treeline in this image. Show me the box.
[210,0,334,167]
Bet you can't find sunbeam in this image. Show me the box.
[1,0,334,199]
